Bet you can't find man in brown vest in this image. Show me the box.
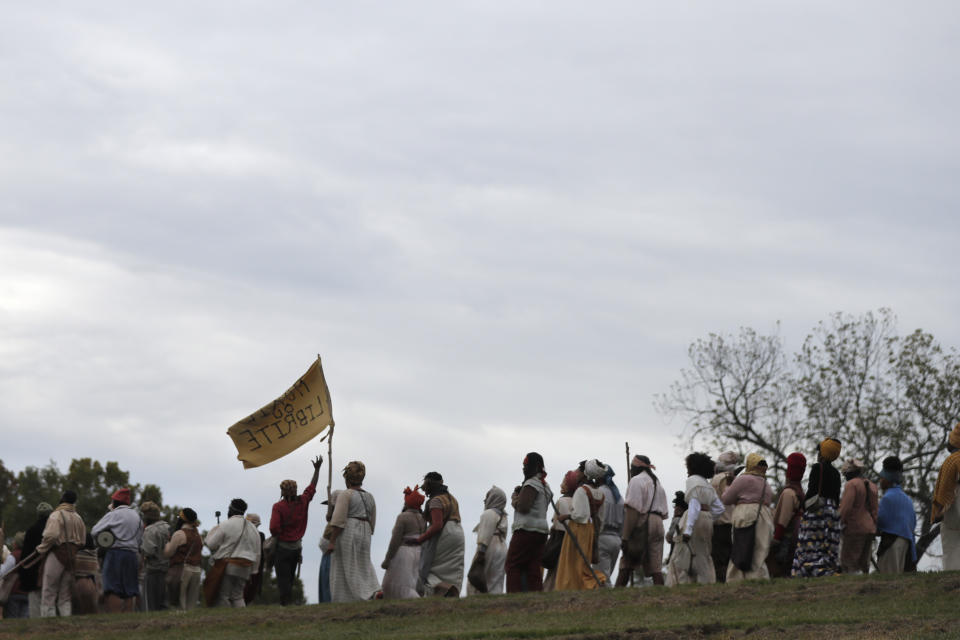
[163,508,204,610]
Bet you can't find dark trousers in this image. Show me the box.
[275,546,301,606]
[712,523,732,583]
[4,593,28,618]
[505,529,547,593]
[144,570,168,611]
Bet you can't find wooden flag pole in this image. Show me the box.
[327,424,335,501]
[625,441,632,587]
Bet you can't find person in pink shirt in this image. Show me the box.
[838,458,878,574]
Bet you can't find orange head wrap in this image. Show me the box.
[403,485,425,509]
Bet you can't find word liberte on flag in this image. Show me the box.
[227,357,334,469]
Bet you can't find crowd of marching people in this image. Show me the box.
[5,421,960,618]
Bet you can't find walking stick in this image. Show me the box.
[5,549,39,573]
[547,493,604,589]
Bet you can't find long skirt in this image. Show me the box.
[726,504,773,582]
[466,535,507,595]
[420,521,465,596]
[330,519,380,602]
[665,510,715,586]
[792,499,841,577]
[555,521,604,590]
[382,545,421,599]
[941,487,960,571]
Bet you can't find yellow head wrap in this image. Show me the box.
[744,452,768,476]
[819,438,842,463]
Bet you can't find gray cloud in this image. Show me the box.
[2,2,959,598]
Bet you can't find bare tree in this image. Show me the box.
[658,309,960,563]
[654,325,802,478]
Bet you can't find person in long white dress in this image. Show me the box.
[328,461,381,602]
[381,487,426,599]
[467,486,508,595]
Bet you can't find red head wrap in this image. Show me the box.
[561,470,583,494]
[786,452,807,482]
[112,487,131,505]
[403,485,425,509]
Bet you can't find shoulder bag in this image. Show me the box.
[52,511,79,574]
[203,521,250,607]
[625,477,658,564]
[730,481,765,572]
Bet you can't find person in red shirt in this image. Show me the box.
[270,455,323,605]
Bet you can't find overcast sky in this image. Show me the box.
[2,2,958,600]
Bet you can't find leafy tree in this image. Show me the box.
[0,458,150,536]
[657,309,960,563]
[64,458,141,528]
[1,461,65,535]
[0,460,17,525]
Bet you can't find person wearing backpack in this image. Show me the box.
[838,458,878,574]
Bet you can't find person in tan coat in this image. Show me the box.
[838,459,879,574]
[35,491,85,617]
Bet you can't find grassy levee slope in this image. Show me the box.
[3,571,959,639]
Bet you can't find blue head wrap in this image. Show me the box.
[604,467,621,503]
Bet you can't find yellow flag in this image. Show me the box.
[227,357,334,469]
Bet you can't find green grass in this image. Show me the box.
[4,571,960,639]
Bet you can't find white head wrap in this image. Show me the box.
[584,459,607,482]
[715,451,740,473]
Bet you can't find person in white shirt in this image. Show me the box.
[205,498,261,608]
[665,453,725,586]
[618,455,669,586]
[90,488,142,613]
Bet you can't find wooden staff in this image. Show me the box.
[6,549,39,572]
[625,441,633,586]
[547,493,603,589]
[327,424,335,501]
